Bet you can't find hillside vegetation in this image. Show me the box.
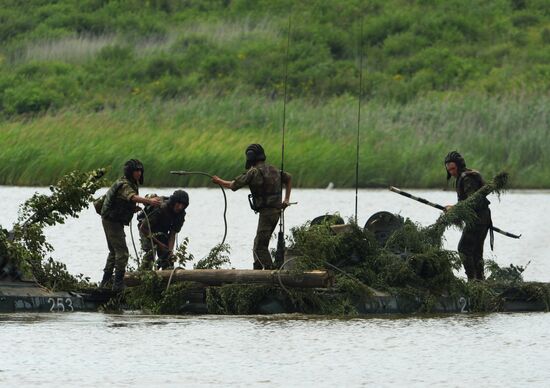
[0,0,549,187]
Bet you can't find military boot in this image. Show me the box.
[112,270,126,292]
[99,270,113,288]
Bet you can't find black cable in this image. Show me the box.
[170,171,228,248]
[167,170,229,292]
[129,219,140,268]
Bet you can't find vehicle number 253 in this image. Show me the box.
[48,297,74,312]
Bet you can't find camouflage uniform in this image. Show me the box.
[138,199,185,270]
[101,176,138,278]
[231,162,291,269]
[456,169,491,280]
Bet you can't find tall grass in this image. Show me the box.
[18,35,117,63]
[11,17,281,64]
[174,17,280,44]
[0,92,548,188]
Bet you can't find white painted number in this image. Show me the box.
[57,297,65,312]
[65,298,74,312]
[47,297,74,312]
[458,297,468,313]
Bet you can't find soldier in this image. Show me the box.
[444,151,492,281]
[212,144,291,270]
[138,190,189,270]
[99,159,162,291]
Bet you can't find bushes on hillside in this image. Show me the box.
[2,0,550,115]
[0,62,82,114]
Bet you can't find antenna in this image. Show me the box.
[355,16,364,224]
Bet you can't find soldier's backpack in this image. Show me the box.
[93,181,124,215]
[93,196,104,215]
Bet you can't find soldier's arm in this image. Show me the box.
[119,183,162,207]
[131,195,162,207]
[213,169,255,191]
[141,225,170,250]
[211,176,234,189]
[167,232,176,252]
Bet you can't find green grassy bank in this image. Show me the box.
[1,1,550,187]
[0,92,547,188]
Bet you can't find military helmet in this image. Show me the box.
[245,144,266,169]
[124,159,144,184]
[169,189,189,208]
[444,151,466,180]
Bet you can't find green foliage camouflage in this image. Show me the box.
[170,240,231,270]
[120,271,206,314]
[0,169,106,290]
[289,218,462,295]
[122,172,550,315]
[194,243,231,270]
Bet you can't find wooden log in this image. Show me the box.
[124,269,334,288]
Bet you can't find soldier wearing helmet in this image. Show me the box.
[212,144,292,270]
[137,190,189,270]
[444,151,492,281]
[99,159,162,291]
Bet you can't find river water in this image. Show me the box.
[0,187,549,386]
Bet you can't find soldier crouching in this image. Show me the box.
[138,190,189,270]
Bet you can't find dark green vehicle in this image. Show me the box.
[0,279,99,313]
[0,208,546,315]
[0,252,109,313]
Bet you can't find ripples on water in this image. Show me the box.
[0,187,549,386]
[1,312,549,386]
